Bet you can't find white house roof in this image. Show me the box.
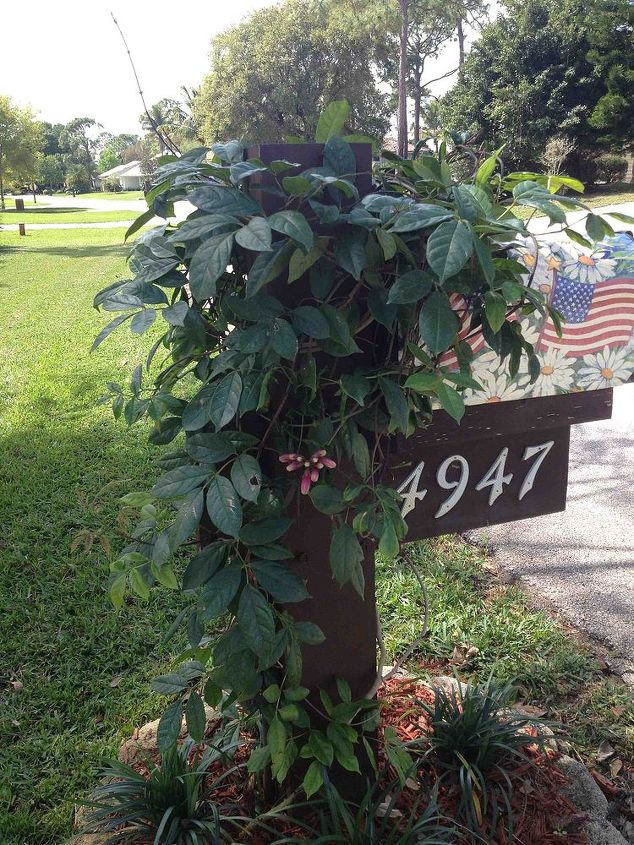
[97,160,141,179]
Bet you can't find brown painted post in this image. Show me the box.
[18,223,26,236]
[246,143,379,708]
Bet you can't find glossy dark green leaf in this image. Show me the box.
[206,476,242,537]
[436,382,465,423]
[237,584,276,657]
[235,217,272,251]
[230,454,262,502]
[251,560,309,603]
[246,240,294,296]
[288,237,328,284]
[91,313,132,351]
[389,205,453,233]
[151,672,189,695]
[310,485,346,515]
[169,489,204,550]
[270,318,298,360]
[200,561,243,619]
[419,291,460,355]
[315,100,350,142]
[282,175,312,196]
[333,230,367,280]
[268,211,314,252]
[189,233,234,300]
[404,372,441,392]
[379,377,409,433]
[152,465,210,499]
[189,184,261,216]
[426,220,473,281]
[157,700,183,754]
[484,291,507,332]
[329,524,364,597]
[209,372,242,431]
[324,135,356,177]
[183,542,227,590]
[295,621,325,645]
[240,517,292,546]
[185,691,206,742]
[387,270,433,304]
[303,760,324,797]
[168,214,240,242]
[291,306,330,339]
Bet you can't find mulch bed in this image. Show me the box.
[97,677,597,843]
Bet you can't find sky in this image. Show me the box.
[2,0,473,137]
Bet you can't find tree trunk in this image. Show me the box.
[413,62,423,146]
[457,17,465,67]
[398,0,409,158]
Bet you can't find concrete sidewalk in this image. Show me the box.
[469,384,634,675]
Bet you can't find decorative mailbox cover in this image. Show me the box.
[446,232,634,405]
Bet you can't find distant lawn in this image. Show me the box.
[76,191,145,201]
[0,207,137,225]
[0,228,631,843]
[516,182,634,220]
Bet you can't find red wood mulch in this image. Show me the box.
[119,677,594,843]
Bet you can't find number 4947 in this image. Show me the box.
[397,441,555,520]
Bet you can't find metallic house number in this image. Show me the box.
[397,441,555,519]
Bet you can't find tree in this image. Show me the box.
[193,0,393,143]
[439,0,632,172]
[59,117,101,186]
[36,153,65,190]
[0,95,43,208]
[139,97,200,152]
[97,133,139,173]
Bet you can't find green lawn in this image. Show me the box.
[0,207,137,225]
[0,228,631,843]
[75,191,145,201]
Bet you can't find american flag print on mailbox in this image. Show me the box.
[440,233,634,405]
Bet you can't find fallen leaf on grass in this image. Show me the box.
[597,741,615,763]
[609,758,623,778]
[110,675,123,688]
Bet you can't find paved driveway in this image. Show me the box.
[469,384,634,674]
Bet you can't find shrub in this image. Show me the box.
[592,152,628,183]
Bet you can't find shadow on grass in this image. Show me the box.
[0,242,128,259]
[0,206,89,215]
[0,416,184,844]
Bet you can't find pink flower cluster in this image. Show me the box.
[279,449,337,494]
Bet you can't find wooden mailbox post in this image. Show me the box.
[244,143,620,711]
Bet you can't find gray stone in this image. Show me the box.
[584,818,629,845]
[558,755,609,818]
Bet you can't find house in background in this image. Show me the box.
[95,160,144,191]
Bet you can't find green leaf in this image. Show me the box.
[169,214,240,242]
[230,454,262,503]
[125,208,156,241]
[303,760,324,797]
[189,233,234,300]
[240,517,292,546]
[606,211,634,225]
[235,217,272,251]
[189,184,260,216]
[379,377,409,433]
[472,235,496,285]
[206,476,243,537]
[109,574,126,609]
[484,291,506,333]
[310,485,346,515]
[333,230,367,280]
[426,220,473,281]
[270,318,298,360]
[268,211,314,252]
[185,691,206,742]
[315,100,350,142]
[157,701,183,754]
[288,237,328,284]
[152,465,210,499]
[129,567,150,600]
[404,372,441,392]
[237,585,276,657]
[564,227,593,249]
[251,560,309,603]
[209,373,243,431]
[340,373,371,406]
[282,175,312,196]
[387,270,433,304]
[419,291,460,355]
[376,227,397,260]
[162,301,189,326]
[268,716,287,756]
[91,313,132,352]
[308,731,334,766]
[436,382,465,423]
[295,621,325,645]
[247,240,294,296]
[120,491,154,507]
[183,542,227,591]
[247,746,271,773]
[291,306,330,339]
[475,150,501,185]
[324,135,356,177]
[389,205,453,233]
[152,673,189,695]
[329,524,365,596]
[169,489,204,550]
[130,308,157,334]
[585,213,614,242]
[379,524,399,560]
[200,561,242,619]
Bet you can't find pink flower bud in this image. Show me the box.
[279,453,296,463]
[310,467,320,482]
[314,449,327,458]
[286,460,303,472]
[321,457,337,469]
[300,470,312,495]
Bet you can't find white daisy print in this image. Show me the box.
[465,351,531,404]
[576,346,634,390]
[561,250,617,285]
[528,347,576,397]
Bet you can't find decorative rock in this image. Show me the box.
[557,755,628,845]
